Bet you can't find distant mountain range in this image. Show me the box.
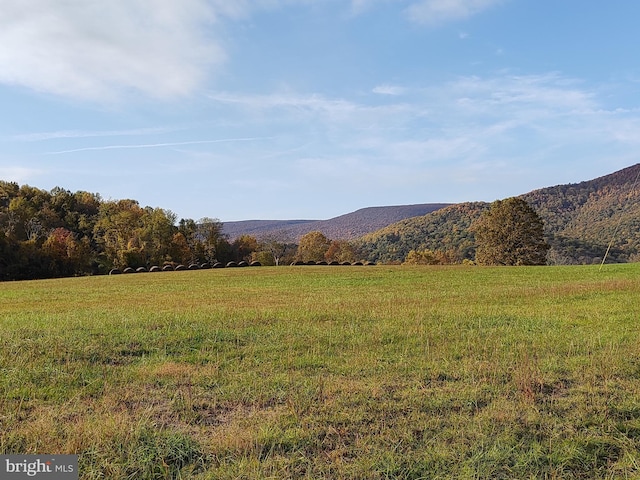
[222,204,452,241]
[224,164,640,265]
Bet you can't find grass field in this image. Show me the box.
[1,264,640,479]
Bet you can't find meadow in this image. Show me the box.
[1,264,640,479]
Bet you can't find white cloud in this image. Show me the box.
[372,84,406,96]
[406,0,504,25]
[45,137,273,155]
[11,127,179,142]
[0,0,226,101]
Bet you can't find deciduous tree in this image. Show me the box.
[296,231,331,263]
[325,240,357,263]
[471,197,548,266]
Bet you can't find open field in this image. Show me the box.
[1,264,640,479]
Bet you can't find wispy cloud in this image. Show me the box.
[372,84,407,96]
[209,91,359,113]
[11,127,180,142]
[205,72,637,199]
[406,0,505,26]
[45,137,274,155]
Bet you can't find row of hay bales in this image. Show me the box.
[109,261,262,275]
[290,260,376,266]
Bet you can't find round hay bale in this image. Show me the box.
[123,267,135,274]
[188,263,200,270]
[136,266,148,273]
[238,261,249,267]
[162,265,174,271]
[109,268,122,275]
[213,262,224,268]
[200,263,211,269]
[365,261,376,266]
[149,266,161,272]
[353,261,364,266]
[250,261,262,267]
[306,261,316,265]
[175,264,187,271]
[226,261,238,268]
[316,261,328,265]
[328,261,339,265]
[340,261,352,266]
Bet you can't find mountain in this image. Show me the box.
[357,163,640,264]
[222,204,452,241]
[523,163,640,264]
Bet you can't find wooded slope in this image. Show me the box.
[358,164,640,264]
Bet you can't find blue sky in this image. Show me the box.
[1,0,639,221]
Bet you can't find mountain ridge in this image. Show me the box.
[222,203,452,241]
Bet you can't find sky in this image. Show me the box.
[1,1,640,222]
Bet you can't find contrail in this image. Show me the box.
[45,137,273,155]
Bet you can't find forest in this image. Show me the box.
[0,181,368,280]
[0,182,279,280]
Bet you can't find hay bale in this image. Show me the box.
[250,261,262,267]
[316,261,328,265]
[162,265,174,271]
[200,263,211,269]
[340,261,352,266]
[213,262,224,268]
[123,267,135,274]
[149,266,161,272]
[226,261,238,268]
[175,264,187,271]
[238,261,248,267]
[306,261,316,265]
[328,261,339,265]
[188,263,200,270]
[136,266,148,273]
[109,268,122,275]
[365,261,376,266]
[353,261,364,266]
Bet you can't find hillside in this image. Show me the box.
[356,202,489,263]
[222,204,452,241]
[357,163,640,264]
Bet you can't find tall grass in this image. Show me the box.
[1,264,640,478]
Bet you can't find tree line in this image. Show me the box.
[0,183,372,280]
[0,182,549,280]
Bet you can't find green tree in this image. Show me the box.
[471,197,549,266]
[296,231,331,263]
[258,233,294,266]
[403,249,440,265]
[42,228,91,277]
[196,217,225,264]
[140,207,177,265]
[93,199,146,269]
